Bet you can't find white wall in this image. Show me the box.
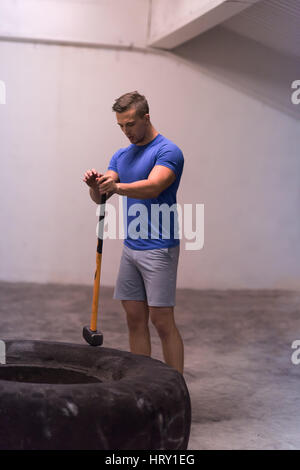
[149,0,259,48]
[150,0,223,44]
[0,0,150,48]
[0,18,299,289]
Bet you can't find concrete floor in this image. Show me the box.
[1,280,300,450]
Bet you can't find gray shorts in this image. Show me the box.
[113,244,180,307]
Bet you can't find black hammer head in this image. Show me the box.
[82,326,103,347]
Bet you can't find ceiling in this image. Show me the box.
[222,0,300,59]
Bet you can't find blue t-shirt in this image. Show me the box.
[108,133,184,250]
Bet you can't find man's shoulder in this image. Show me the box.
[157,135,184,160]
[111,144,133,159]
[108,145,132,171]
[157,135,182,151]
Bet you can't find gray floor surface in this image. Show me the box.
[0,280,300,450]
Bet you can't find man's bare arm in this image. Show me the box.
[97,165,176,200]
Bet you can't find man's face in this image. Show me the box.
[116,107,149,145]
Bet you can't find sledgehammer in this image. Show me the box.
[83,193,106,346]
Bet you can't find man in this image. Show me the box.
[83,91,184,374]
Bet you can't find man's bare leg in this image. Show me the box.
[149,306,184,374]
[121,300,151,356]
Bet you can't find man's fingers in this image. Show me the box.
[98,176,108,184]
[83,169,103,185]
[84,170,95,179]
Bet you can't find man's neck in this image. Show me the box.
[136,127,159,146]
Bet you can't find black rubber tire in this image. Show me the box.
[0,340,191,450]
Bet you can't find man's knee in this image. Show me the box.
[122,300,149,329]
[149,306,175,338]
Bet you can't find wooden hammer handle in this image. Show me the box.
[90,193,106,332]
